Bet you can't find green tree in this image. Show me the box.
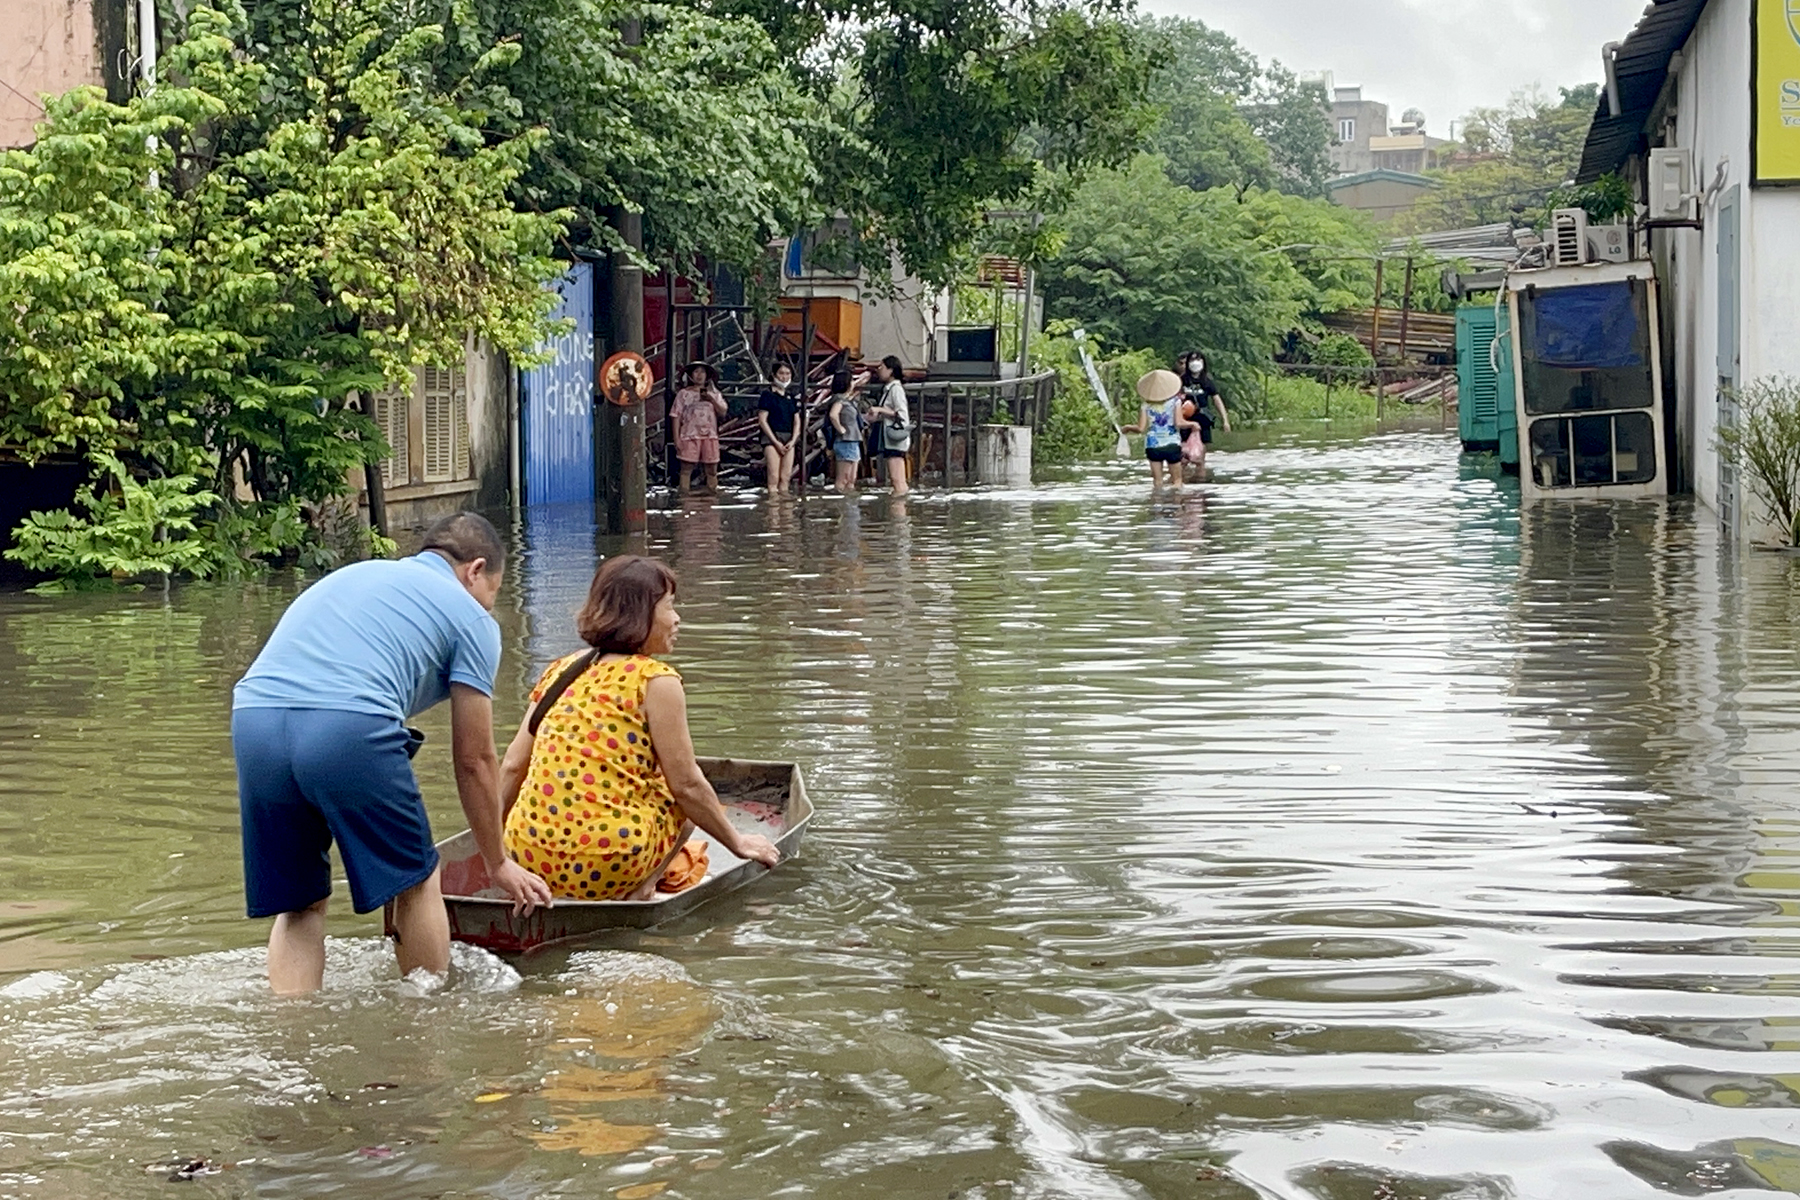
[0,1,566,577]
[1141,17,1271,194]
[270,0,827,277]
[1140,18,1331,198]
[1400,84,1598,233]
[710,0,1159,282]
[1242,63,1333,198]
[1036,155,1306,398]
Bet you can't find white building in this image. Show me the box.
[1579,0,1800,541]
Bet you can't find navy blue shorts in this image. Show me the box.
[232,708,439,917]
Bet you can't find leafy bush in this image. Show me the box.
[1032,323,1127,463]
[1313,334,1374,369]
[5,456,219,583]
[1547,173,1634,225]
[1718,376,1800,545]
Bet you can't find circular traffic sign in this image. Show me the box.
[599,351,653,407]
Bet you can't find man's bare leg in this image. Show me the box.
[389,868,452,978]
[269,897,330,995]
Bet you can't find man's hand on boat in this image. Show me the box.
[489,856,555,915]
[732,832,781,870]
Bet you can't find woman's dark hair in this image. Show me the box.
[772,360,794,380]
[831,368,852,393]
[879,355,904,380]
[575,556,678,653]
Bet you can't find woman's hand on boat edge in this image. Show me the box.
[491,858,554,915]
[732,832,781,869]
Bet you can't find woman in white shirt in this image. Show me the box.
[868,355,911,497]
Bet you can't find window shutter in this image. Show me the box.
[422,367,456,482]
[372,388,408,487]
[453,368,472,479]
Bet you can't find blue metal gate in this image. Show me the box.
[521,264,595,505]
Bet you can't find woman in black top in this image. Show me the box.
[1178,351,1231,481]
[757,361,802,496]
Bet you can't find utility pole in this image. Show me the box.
[594,18,647,537]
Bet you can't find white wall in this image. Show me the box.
[861,257,945,369]
[1671,0,1754,531]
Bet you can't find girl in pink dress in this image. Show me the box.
[671,363,727,494]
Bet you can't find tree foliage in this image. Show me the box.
[1141,17,1332,198]
[276,0,828,276]
[1399,85,1598,234]
[1038,155,1381,377]
[1038,156,1305,400]
[0,1,566,577]
[707,0,1159,282]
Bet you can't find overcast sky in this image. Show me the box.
[1139,0,1650,132]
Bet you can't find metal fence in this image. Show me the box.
[906,372,1058,485]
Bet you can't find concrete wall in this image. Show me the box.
[465,340,513,511]
[1,0,123,149]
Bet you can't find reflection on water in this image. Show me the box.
[7,431,1800,1196]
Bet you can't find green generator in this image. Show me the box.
[1455,303,1519,471]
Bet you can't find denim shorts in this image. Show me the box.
[833,441,863,463]
[233,707,439,916]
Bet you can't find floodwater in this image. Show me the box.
[5,429,1800,1198]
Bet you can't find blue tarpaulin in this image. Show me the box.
[1529,282,1642,370]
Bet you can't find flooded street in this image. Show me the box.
[8,428,1800,1198]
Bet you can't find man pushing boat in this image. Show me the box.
[231,512,552,994]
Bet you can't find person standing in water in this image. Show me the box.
[671,363,727,495]
[867,356,912,497]
[826,368,866,494]
[757,362,802,497]
[1126,369,1198,489]
[231,512,552,994]
[1178,352,1231,482]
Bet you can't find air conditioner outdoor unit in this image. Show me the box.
[1551,208,1589,266]
[1587,223,1631,263]
[1647,147,1694,221]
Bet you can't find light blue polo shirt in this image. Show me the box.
[233,552,502,720]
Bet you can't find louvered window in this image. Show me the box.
[421,366,468,482]
[371,388,409,487]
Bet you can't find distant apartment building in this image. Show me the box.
[1329,86,1453,177]
[1329,87,1390,175]
[2,0,130,149]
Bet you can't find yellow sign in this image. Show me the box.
[1755,0,1800,183]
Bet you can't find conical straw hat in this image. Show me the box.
[1135,369,1181,403]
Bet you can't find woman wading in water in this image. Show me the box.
[1126,369,1198,489]
[1177,351,1231,482]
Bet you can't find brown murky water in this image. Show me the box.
[5,429,1800,1198]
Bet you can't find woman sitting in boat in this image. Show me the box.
[499,556,780,900]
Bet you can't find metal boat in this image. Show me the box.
[387,758,810,955]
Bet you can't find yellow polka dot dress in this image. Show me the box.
[504,654,683,900]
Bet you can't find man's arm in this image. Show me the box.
[450,684,552,913]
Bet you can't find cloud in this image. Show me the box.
[1141,0,1648,130]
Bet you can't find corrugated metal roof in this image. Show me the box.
[1326,168,1439,190]
[1576,0,1711,183]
